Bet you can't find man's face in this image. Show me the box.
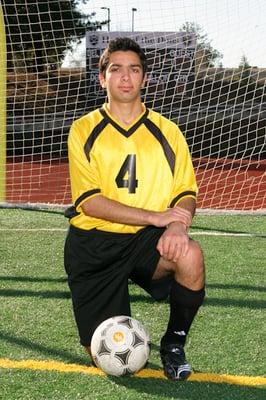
[99,50,146,104]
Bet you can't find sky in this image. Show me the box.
[71,0,266,68]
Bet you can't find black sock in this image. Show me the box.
[161,281,205,347]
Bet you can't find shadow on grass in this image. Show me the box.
[0,275,67,283]
[109,375,266,400]
[0,330,89,366]
[129,280,266,293]
[204,297,266,309]
[129,294,266,310]
[0,288,71,299]
[1,276,265,293]
[0,287,265,309]
[207,283,266,293]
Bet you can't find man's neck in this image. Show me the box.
[106,101,144,127]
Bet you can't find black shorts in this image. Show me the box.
[64,225,174,346]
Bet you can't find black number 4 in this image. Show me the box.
[115,154,138,193]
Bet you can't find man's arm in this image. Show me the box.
[81,195,192,228]
[156,197,196,261]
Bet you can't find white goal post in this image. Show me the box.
[0,0,265,211]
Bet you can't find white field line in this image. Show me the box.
[191,231,265,237]
[0,228,265,237]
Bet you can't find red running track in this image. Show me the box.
[5,159,266,210]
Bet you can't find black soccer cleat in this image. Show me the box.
[160,343,192,381]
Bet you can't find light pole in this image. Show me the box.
[132,8,137,32]
[101,7,110,31]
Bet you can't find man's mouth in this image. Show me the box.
[119,86,132,91]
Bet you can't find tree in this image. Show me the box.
[238,54,253,78]
[237,54,254,96]
[2,0,105,72]
[180,22,223,69]
[239,54,251,70]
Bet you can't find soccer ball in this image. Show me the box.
[91,315,150,376]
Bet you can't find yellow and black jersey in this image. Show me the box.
[66,103,198,233]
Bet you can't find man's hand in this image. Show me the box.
[152,206,192,228]
[156,222,190,261]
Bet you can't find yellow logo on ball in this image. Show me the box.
[113,331,124,342]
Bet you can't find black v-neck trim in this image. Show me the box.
[99,107,149,137]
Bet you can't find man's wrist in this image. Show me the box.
[167,220,188,231]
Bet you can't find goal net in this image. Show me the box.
[0,0,265,211]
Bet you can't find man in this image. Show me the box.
[64,37,205,381]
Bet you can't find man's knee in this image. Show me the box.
[189,239,204,260]
[188,240,205,273]
[174,240,205,289]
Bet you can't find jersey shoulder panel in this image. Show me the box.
[69,108,109,162]
[147,108,181,133]
[71,108,104,139]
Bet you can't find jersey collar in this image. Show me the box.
[99,104,149,138]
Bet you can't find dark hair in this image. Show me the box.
[99,37,148,76]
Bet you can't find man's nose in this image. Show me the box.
[121,69,130,80]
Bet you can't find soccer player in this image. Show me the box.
[64,37,205,381]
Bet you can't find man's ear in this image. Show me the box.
[99,73,106,88]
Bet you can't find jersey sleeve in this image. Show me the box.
[68,119,101,212]
[169,130,198,208]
